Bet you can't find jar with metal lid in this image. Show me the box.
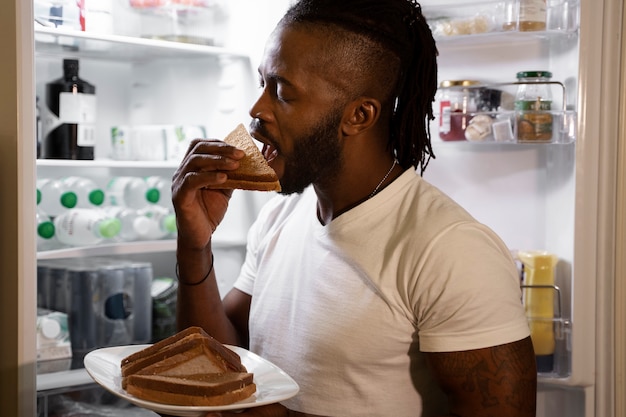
[437,80,480,141]
[514,71,553,142]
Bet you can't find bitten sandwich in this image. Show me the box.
[121,326,256,406]
[218,123,281,192]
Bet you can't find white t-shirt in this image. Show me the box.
[234,168,530,417]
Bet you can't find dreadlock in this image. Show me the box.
[281,0,438,174]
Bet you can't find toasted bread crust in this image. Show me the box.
[120,327,256,406]
[217,124,281,192]
[125,373,254,396]
[125,381,257,406]
[121,327,246,378]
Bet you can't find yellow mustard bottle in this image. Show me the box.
[518,250,558,372]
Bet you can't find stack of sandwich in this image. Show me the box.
[121,326,256,406]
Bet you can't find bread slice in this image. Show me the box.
[125,372,254,398]
[120,327,256,406]
[121,327,245,378]
[219,124,281,192]
[125,374,257,406]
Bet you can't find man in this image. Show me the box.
[171,0,537,416]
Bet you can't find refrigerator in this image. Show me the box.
[1,0,625,416]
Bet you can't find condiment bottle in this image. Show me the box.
[437,80,480,141]
[503,0,547,32]
[518,250,558,373]
[514,71,553,142]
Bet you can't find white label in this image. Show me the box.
[59,92,97,124]
[78,124,96,146]
[440,101,451,134]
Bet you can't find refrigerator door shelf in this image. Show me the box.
[422,0,579,41]
[432,110,576,145]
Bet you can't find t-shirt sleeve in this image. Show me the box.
[415,222,531,352]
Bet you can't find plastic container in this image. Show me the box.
[146,175,173,210]
[514,71,553,142]
[37,178,78,217]
[36,208,59,251]
[518,250,558,373]
[107,176,159,209]
[61,176,105,208]
[54,208,122,246]
[100,206,153,242]
[136,205,177,240]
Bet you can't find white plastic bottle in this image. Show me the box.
[37,178,78,217]
[136,205,177,240]
[145,175,173,210]
[101,206,153,242]
[61,176,106,208]
[36,208,60,251]
[106,176,159,209]
[54,208,122,246]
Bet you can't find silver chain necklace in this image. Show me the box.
[368,159,397,199]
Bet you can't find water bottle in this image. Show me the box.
[36,208,60,251]
[37,178,78,217]
[106,176,159,209]
[54,208,122,246]
[61,176,105,208]
[101,206,153,242]
[145,175,173,210]
[136,205,177,240]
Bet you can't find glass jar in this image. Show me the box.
[437,80,480,141]
[503,0,547,32]
[514,71,553,142]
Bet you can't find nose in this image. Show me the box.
[249,88,274,123]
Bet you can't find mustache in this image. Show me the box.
[249,120,279,149]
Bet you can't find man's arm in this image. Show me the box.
[426,336,537,417]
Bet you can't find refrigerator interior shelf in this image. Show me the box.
[37,368,93,392]
[36,158,181,170]
[432,29,579,47]
[37,236,246,260]
[34,25,247,62]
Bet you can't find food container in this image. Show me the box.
[127,0,229,46]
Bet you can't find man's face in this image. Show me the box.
[249,24,347,195]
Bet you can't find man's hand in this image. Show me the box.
[172,138,245,252]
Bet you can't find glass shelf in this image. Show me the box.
[34,25,248,61]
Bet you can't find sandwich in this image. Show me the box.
[217,123,281,192]
[121,326,256,406]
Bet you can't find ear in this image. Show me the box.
[341,97,381,136]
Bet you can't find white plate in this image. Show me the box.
[84,344,299,417]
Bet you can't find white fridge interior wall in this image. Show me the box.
[417,0,587,415]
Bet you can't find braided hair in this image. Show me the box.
[281,0,438,173]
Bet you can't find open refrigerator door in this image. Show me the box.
[419,0,623,416]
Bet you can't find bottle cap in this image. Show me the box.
[37,221,55,239]
[98,218,122,238]
[89,189,105,206]
[37,189,41,205]
[163,214,177,233]
[133,216,152,236]
[146,188,160,204]
[516,71,552,79]
[40,317,61,340]
[60,192,77,209]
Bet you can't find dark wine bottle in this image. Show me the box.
[43,59,96,160]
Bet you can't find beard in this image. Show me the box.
[278,110,344,195]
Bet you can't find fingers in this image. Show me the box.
[173,139,245,192]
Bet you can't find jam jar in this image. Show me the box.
[437,80,481,141]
